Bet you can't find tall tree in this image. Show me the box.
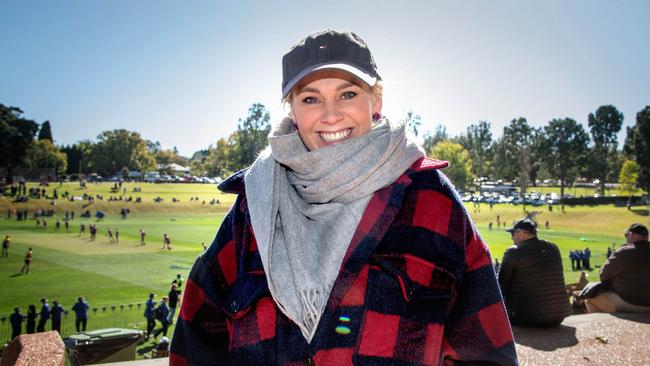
[618,159,639,201]
[0,104,39,184]
[541,118,590,199]
[38,120,53,141]
[422,124,449,154]
[429,141,475,190]
[228,103,271,171]
[26,139,68,176]
[458,121,493,190]
[588,105,624,195]
[492,118,535,183]
[62,141,93,175]
[624,106,650,195]
[204,137,234,178]
[85,129,155,175]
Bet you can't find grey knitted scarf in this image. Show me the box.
[244,118,424,342]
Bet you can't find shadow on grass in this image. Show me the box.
[512,324,578,351]
[9,273,22,278]
[630,208,649,216]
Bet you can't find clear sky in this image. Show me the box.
[1,0,649,157]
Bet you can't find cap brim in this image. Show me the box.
[282,62,377,98]
[505,227,516,233]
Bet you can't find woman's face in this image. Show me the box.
[290,70,382,151]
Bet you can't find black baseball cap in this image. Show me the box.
[627,223,648,236]
[281,29,381,98]
[506,218,537,234]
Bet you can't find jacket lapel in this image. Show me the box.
[326,173,412,310]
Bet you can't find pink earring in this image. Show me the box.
[372,113,381,122]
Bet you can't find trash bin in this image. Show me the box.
[65,328,143,365]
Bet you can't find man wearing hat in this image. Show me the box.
[498,218,570,326]
[584,223,650,313]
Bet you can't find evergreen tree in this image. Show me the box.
[38,120,53,141]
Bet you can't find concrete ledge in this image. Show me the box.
[514,312,650,365]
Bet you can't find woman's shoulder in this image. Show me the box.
[405,157,459,197]
[217,168,249,194]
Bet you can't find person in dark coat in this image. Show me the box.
[10,307,24,340]
[153,296,170,339]
[167,283,181,324]
[144,293,156,340]
[37,297,50,332]
[51,300,64,333]
[585,223,650,313]
[26,304,37,333]
[72,296,89,332]
[498,218,570,327]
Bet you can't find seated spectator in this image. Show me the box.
[584,223,650,313]
[152,336,170,358]
[498,218,570,327]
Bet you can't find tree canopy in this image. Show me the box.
[541,118,590,198]
[429,141,474,190]
[588,105,624,195]
[85,129,155,175]
[37,120,53,141]
[0,104,39,183]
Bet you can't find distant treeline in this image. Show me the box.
[1,103,648,196]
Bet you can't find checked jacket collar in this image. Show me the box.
[170,157,518,366]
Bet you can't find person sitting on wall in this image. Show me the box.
[498,218,571,327]
[583,223,650,313]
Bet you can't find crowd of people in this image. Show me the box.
[7,273,186,346]
[9,296,89,340]
[568,247,592,270]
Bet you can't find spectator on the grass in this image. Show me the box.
[26,304,37,333]
[171,273,183,289]
[168,283,181,324]
[51,300,64,333]
[2,235,10,257]
[576,249,584,270]
[162,233,171,250]
[584,223,650,313]
[583,247,592,270]
[153,296,170,339]
[20,248,32,274]
[72,296,89,332]
[498,218,570,327]
[37,298,50,332]
[144,293,156,339]
[115,228,119,243]
[79,223,86,236]
[140,228,146,245]
[10,307,24,340]
[569,250,577,271]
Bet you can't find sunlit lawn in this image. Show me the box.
[0,183,647,346]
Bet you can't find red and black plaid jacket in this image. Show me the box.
[170,157,518,366]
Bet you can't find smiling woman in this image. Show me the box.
[171,29,518,366]
[288,70,380,151]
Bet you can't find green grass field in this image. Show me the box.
[0,182,648,352]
